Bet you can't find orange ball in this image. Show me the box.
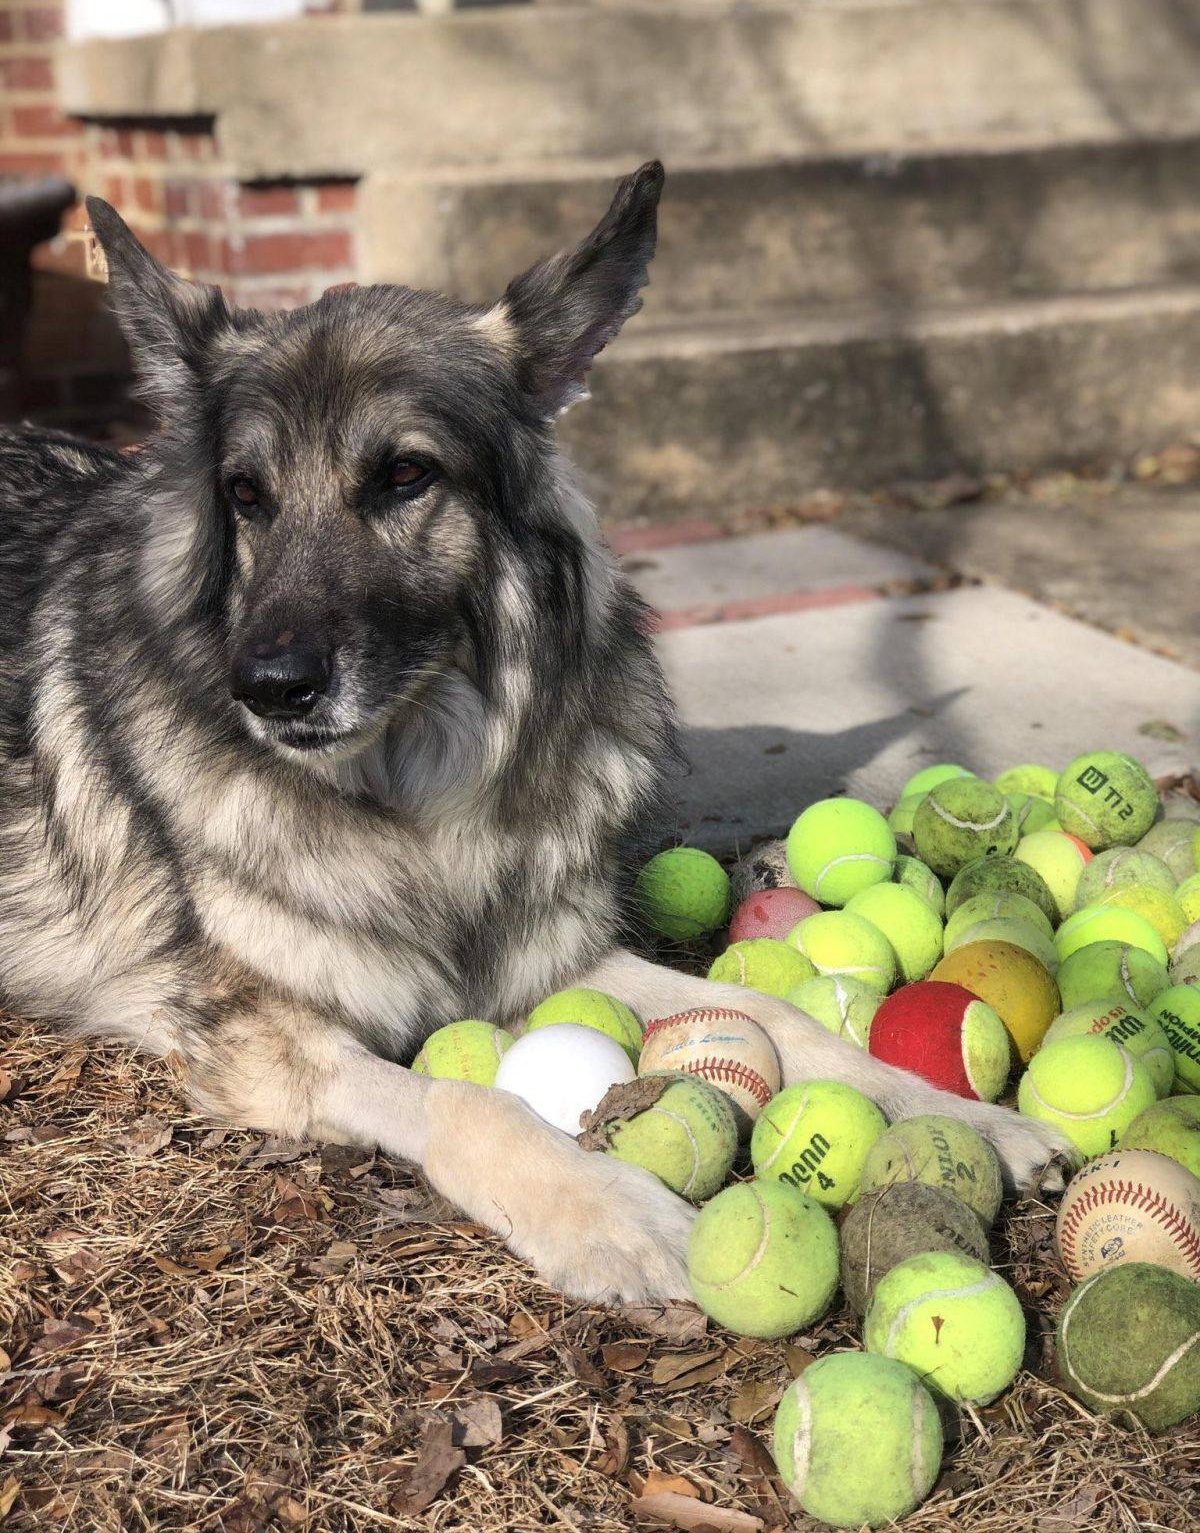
[932,940,1061,1063]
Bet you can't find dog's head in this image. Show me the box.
[87,164,662,759]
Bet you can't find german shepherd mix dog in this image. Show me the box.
[0,165,1065,1301]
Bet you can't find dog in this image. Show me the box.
[0,163,1066,1303]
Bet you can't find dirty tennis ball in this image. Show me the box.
[995,763,1060,799]
[687,1180,838,1337]
[604,1077,738,1202]
[887,793,925,846]
[707,938,816,998]
[1056,1263,1200,1431]
[635,847,730,942]
[869,981,1011,1102]
[861,1114,1004,1228]
[932,938,1061,1062]
[838,1181,991,1316]
[525,987,644,1065]
[1122,1096,1200,1179]
[1056,903,1170,968]
[785,974,880,1050]
[1150,985,1200,1093]
[1055,751,1158,850]
[1043,999,1176,1098]
[945,891,1054,947]
[750,1080,887,1210]
[1176,873,1200,925]
[1006,791,1060,836]
[786,798,897,907]
[1092,885,1188,952]
[1171,933,1200,988]
[1056,940,1170,1012]
[1014,830,1093,923]
[946,853,1058,928]
[1018,1035,1157,1160]
[728,886,821,943]
[1139,819,1200,881]
[892,854,945,916]
[772,1352,943,1529]
[788,910,897,996]
[946,916,1058,976]
[845,882,944,984]
[902,762,973,798]
[1077,848,1179,908]
[913,779,1018,879]
[412,1020,514,1085]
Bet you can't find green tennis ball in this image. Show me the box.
[1018,1035,1157,1159]
[860,1114,1003,1227]
[902,762,974,798]
[786,798,897,907]
[946,854,1058,927]
[1014,831,1092,923]
[995,763,1059,799]
[1171,938,1200,989]
[1007,792,1060,836]
[1093,885,1188,952]
[750,1080,887,1210]
[707,938,816,998]
[785,975,879,1050]
[945,891,1054,948]
[1077,847,1179,908]
[1177,873,1200,924]
[892,854,945,916]
[605,1078,737,1202]
[1150,985,1200,1093]
[686,1180,838,1337]
[1056,940,1170,1012]
[913,779,1019,879]
[788,910,897,996]
[1055,751,1158,850]
[946,916,1058,975]
[887,793,925,845]
[772,1353,942,1528]
[845,883,944,984]
[1121,1095,1200,1179]
[1042,999,1176,1098]
[1133,820,1200,881]
[635,847,730,942]
[1057,1263,1200,1431]
[525,987,643,1065]
[838,1181,991,1317]
[412,1020,513,1085]
[1056,904,1170,968]
[865,1251,1025,1404]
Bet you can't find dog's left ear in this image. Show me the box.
[495,160,663,416]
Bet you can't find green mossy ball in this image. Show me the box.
[785,974,880,1051]
[946,854,1058,928]
[945,891,1054,948]
[1150,984,1200,1093]
[1139,819,1200,882]
[913,780,1019,879]
[773,1353,942,1529]
[636,847,731,942]
[1042,999,1176,1098]
[412,1020,514,1085]
[788,910,897,996]
[1122,1095,1200,1179]
[995,763,1060,799]
[1056,905,1170,969]
[707,938,816,998]
[1077,848,1179,910]
[845,882,945,984]
[1055,751,1158,850]
[860,1114,1004,1228]
[606,1078,738,1202]
[893,854,945,916]
[525,987,644,1065]
[902,763,974,798]
[786,798,897,907]
[1056,940,1170,1012]
[750,1080,887,1210]
[838,1181,991,1317]
[1057,1263,1200,1431]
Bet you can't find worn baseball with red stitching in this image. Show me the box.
[1055,1148,1200,1283]
[638,1007,781,1135]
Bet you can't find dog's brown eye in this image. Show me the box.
[390,459,434,492]
[229,476,260,510]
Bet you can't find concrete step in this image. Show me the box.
[560,286,1200,517]
[362,138,1200,312]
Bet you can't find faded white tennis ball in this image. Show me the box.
[494,1024,634,1135]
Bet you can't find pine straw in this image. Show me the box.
[2,1013,1198,1533]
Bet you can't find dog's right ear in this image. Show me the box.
[86,196,233,411]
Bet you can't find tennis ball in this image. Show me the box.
[887,793,925,846]
[1077,847,1179,909]
[604,1078,738,1202]
[902,762,973,798]
[845,883,944,984]
[1150,985,1200,1093]
[1171,932,1200,988]
[932,939,1061,1062]
[1006,792,1060,836]
[1056,904,1170,968]
[913,779,1019,879]
[1057,1263,1200,1431]
[773,1353,942,1529]
[636,847,730,942]
[1015,830,1093,922]
[996,763,1059,798]
[869,981,1011,1102]
[785,974,880,1050]
[1122,1096,1200,1179]
[788,910,897,996]
[892,854,945,916]
[865,1251,1025,1404]
[1055,751,1158,849]
[1176,873,1200,924]
[861,1114,1004,1227]
[946,916,1059,975]
[946,853,1058,927]
[1136,820,1200,881]
[945,891,1054,948]
[687,1180,838,1337]
[1018,1035,1157,1159]
[786,798,897,907]
[1056,940,1170,1011]
[526,987,643,1065]
[838,1181,990,1316]
[728,887,821,944]
[751,1080,886,1209]
[707,938,816,998]
[412,1020,513,1085]
[1042,1000,1176,1098]
[1093,885,1188,952]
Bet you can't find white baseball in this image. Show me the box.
[494,1024,634,1136]
[637,1007,781,1131]
[1055,1148,1200,1283]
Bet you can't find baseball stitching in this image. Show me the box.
[1058,1178,1200,1277]
[643,1007,756,1039]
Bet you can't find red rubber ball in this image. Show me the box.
[728,887,821,944]
[868,981,1011,1102]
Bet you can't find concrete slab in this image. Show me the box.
[657,584,1200,852]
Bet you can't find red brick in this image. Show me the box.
[0,56,55,91]
[230,281,315,312]
[315,181,357,214]
[138,129,170,160]
[115,129,136,158]
[0,149,66,175]
[139,229,175,265]
[10,102,75,138]
[236,183,300,219]
[182,229,214,275]
[101,173,130,208]
[228,229,353,277]
[197,180,229,221]
[0,15,14,45]
[20,7,65,42]
[131,177,161,216]
[163,179,192,220]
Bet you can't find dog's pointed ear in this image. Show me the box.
[86,196,233,409]
[495,161,663,415]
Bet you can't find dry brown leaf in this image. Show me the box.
[631,1489,764,1531]
[119,1113,173,1159]
[388,1417,465,1515]
[622,1304,708,1346]
[652,1350,728,1388]
[2,1405,64,1430]
[0,1479,18,1521]
[594,1416,631,1479]
[578,1076,674,1148]
[183,1244,232,1273]
[781,1342,817,1377]
[0,1068,12,1103]
[308,1239,356,1275]
[728,1426,779,1484]
[728,1378,783,1426]
[641,1472,699,1499]
[602,1339,652,1372]
[450,1397,503,1449]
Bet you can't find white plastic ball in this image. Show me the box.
[493,1023,635,1135]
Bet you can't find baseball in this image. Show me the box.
[1055,1148,1200,1283]
[638,1006,781,1133]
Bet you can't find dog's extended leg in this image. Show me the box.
[580,949,1070,1191]
[181,996,694,1303]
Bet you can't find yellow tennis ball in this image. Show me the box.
[1042,1000,1176,1098]
[525,987,643,1065]
[887,793,925,844]
[750,1080,887,1209]
[604,1078,738,1202]
[1092,885,1188,952]
[864,1251,1025,1404]
[1056,940,1170,1012]
[635,847,730,941]
[1122,1096,1200,1179]
[902,762,973,797]
[860,1114,1004,1227]
[686,1180,838,1337]
[773,1353,942,1528]
[845,883,944,984]
[1007,791,1060,836]
[788,910,896,996]
[786,798,897,907]
[995,763,1059,799]
[707,938,816,998]
[945,890,1055,947]
[1150,984,1200,1093]
[785,974,880,1050]
[892,854,945,916]
[1177,872,1200,924]
[1139,820,1200,879]
[412,1020,513,1085]
[1018,1035,1157,1159]
[1056,904,1170,968]
[1014,830,1092,922]
[1055,751,1158,849]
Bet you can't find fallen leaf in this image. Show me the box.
[2,1405,64,1430]
[578,1077,675,1148]
[728,1377,783,1425]
[652,1350,728,1388]
[119,1114,173,1159]
[450,1397,502,1449]
[388,1417,465,1515]
[1139,720,1185,742]
[0,1069,12,1103]
[594,1416,630,1479]
[28,1318,93,1358]
[309,1240,356,1276]
[602,1340,651,1372]
[782,1343,817,1377]
[641,1473,699,1499]
[43,1232,101,1288]
[0,1479,18,1520]
[198,1127,230,1151]
[631,1489,764,1531]
[621,1304,708,1346]
[239,1136,309,1170]
[728,1426,779,1483]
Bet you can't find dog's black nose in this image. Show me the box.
[231,642,331,720]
